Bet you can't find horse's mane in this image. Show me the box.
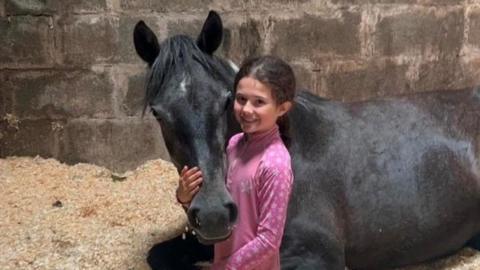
[143,35,235,113]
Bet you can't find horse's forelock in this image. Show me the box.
[144,35,234,111]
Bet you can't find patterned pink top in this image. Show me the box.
[212,125,293,270]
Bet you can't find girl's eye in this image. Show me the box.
[235,95,247,104]
[254,99,265,106]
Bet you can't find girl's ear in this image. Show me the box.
[277,101,293,117]
[196,11,223,55]
[133,21,160,66]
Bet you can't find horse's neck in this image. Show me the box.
[226,108,241,141]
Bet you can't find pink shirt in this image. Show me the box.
[212,126,293,270]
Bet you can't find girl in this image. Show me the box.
[176,55,295,270]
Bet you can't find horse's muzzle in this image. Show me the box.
[187,200,237,243]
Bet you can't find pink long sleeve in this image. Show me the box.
[225,158,293,269]
[213,126,293,270]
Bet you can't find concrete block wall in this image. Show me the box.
[2,0,480,172]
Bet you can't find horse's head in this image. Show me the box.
[133,11,239,244]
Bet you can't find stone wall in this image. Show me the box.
[2,0,480,172]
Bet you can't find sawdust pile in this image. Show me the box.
[1,156,479,270]
[0,156,186,270]
[397,248,480,270]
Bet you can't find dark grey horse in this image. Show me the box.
[134,11,480,270]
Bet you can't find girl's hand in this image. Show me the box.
[176,166,203,205]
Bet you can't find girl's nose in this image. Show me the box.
[241,102,254,115]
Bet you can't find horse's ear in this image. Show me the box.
[133,21,160,66]
[197,11,223,55]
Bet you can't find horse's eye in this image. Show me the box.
[151,109,161,120]
[225,96,231,110]
[223,94,232,113]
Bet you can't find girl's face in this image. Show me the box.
[234,76,291,135]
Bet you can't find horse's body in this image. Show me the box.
[134,11,480,270]
[284,90,480,269]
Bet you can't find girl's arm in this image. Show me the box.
[225,161,293,270]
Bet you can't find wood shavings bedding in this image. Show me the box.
[0,156,185,270]
[0,156,479,269]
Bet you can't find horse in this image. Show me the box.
[133,10,480,270]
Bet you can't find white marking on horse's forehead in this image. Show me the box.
[228,60,239,73]
[179,76,190,96]
[180,79,187,93]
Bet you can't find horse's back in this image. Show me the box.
[292,87,480,177]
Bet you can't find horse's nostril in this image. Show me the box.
[195,216,201,227]
[225,201,238,224]
[188,207,201,229]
